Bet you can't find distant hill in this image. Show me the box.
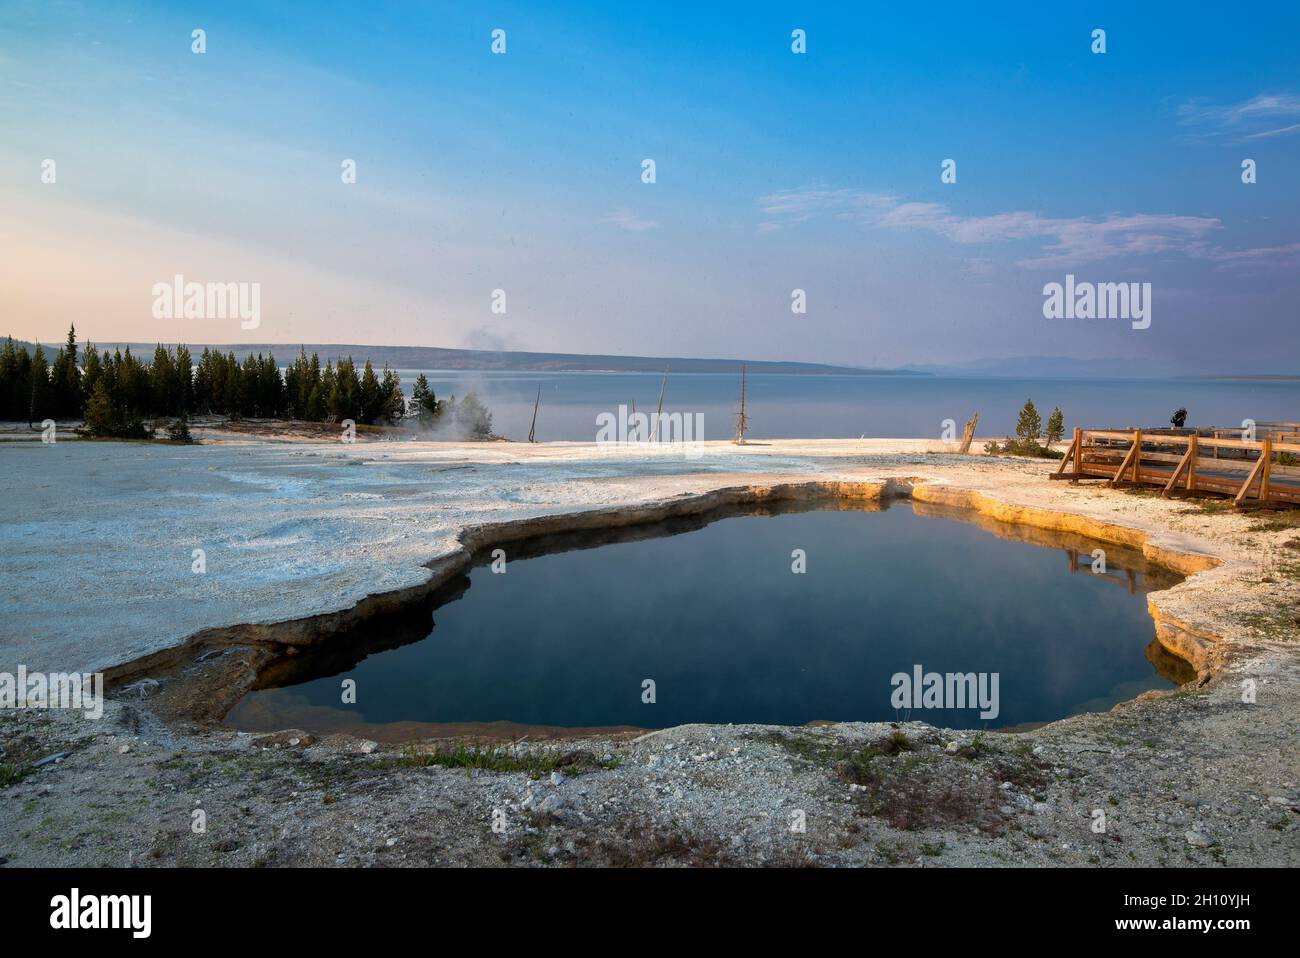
[9,339,926,377]
[901,356,1188,380]
[8,337,1277,379]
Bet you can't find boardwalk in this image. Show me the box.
[1052,427,1300,506]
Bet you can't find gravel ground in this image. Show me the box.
[1,431,1297,866]
[1,664,1296,867]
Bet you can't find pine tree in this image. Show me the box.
[306,353,321,419]
[98,349,116,405]
[0,337,18,420]
[410,373,439,424]
[224,354,243,419]
[81,344,103,411]
[82,378,118,436]
[151,344,176,415]
[166,415,193,443]
[378,366,403,423]
[1046,406,1065,447]
[321,361,338,421]
[81,376,149,439]
[12,346,32,421]
[118,347,150,414]
[306,384,323,422]
[193,348,213,414]
[176,346,193,415]
[285,348,308,418]
[28,344,51,425]
[1015,398,1042,448]
[50,324,82,418]
[359,359,380,424]
[328,357,361,422]
[261,354,285,417]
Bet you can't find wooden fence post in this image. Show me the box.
[1235,443,1269,507]
[1163,434,1196,498]
[1261,438,1273,503]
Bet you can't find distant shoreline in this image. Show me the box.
[10,335,1297,380]
[6,338,928,377]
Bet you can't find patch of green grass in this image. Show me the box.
[1236,606,1300,639]
[758,731,849,764]
[1248,512,1300,533]
[394,743,619,778]
[0,762,31,788]
[762,728,912,770]
[875,842,905,865]
[1120,486,1164,499]
[1178,499,1236,516]
[984,439,1063,459]
[882,729,913,756]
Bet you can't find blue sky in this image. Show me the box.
[1,0,1297,372]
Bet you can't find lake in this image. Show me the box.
[394,370,1300,441]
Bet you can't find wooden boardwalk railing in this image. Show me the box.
[1051,428,1300,507]
[1206,422,1300,450]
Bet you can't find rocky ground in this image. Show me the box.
[1,432,1298,866]
[1,657,1296,867]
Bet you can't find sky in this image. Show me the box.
[1,0,1297,373]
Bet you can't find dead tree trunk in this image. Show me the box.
[734,364,749,444]
[654,365,669,442]
[528,385,540,443]
[958,413,979,454]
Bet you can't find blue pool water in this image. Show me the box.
[225,501,1186,736]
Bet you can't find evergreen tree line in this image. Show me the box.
[0,326,492,438]
[0,325,84,422]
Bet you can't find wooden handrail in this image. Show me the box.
[1080,429,1300,454]
[1061,426,1297,508]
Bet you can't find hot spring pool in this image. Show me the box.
[224,500,1188,738]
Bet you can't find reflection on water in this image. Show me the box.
[225,500,1186,739]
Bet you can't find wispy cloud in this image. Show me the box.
[1244,122,1300,140]
[757,188,896,222]
[601,208,658,232]
[758,189,1221,268]
[1177,92,1300,141]
[1200,241,1300,272]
